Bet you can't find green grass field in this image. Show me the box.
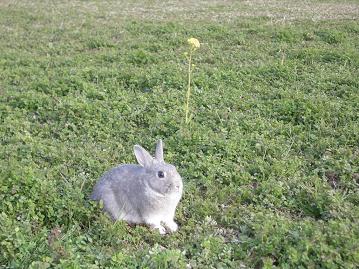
[1,0,359,268]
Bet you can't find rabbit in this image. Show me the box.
[91,140,183,234]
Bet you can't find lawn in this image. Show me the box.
[0,0,358,268]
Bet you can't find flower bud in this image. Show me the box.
[187,38,200,50]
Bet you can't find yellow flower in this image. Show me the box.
[187,38,200,50]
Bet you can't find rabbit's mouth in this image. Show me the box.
[174,185,182,192]
[166,184,181,194]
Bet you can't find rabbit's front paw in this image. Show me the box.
[163,220,178,233]
[155,225,166,235]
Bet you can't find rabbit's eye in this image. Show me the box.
[157,171,165,178]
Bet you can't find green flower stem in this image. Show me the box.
[185,50,193,124]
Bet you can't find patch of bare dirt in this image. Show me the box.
[325,171,340,189]
[1,0,358,23]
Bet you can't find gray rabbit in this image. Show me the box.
[91,140,183,234]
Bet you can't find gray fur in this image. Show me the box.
[91,140,183,234]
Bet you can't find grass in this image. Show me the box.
[0,0,359,268]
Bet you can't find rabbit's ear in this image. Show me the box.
[155,139,164,163]
[134,145,154,168]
